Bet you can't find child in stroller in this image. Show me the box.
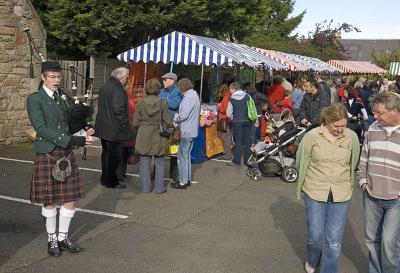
[247,109,307,182]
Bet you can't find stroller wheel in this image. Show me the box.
[246,168,252,177]
[251,169,262,180]
[281,166,298,183]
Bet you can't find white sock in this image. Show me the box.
[41,207,57,242]
[58,206,75,241]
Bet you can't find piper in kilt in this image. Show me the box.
[26,61,94,257]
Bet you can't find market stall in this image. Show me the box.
[253,47,338,73]
[117,31,288,162]
[327,60,386,74]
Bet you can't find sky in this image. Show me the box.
[291,0,400,39]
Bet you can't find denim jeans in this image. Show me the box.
[177,137,194,185]
[304,194,350,273]
[139,156,165,193]
[363,190,400,273]
[231,121,252,165]
[251,116,262,144]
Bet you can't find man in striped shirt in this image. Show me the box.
[358,92,400,273]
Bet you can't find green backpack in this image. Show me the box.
[247,94,258,122]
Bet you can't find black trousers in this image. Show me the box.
[100,139,123,187]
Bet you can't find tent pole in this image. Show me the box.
[262,63,266,93]
[143,36,150,92]
[143,62,148,91]
[170,62,174,73]
[200,63,204,103]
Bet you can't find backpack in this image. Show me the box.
[247,94,258,122]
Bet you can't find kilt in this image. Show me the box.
[30,147,85,204]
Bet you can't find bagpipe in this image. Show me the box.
[24,28,94,160]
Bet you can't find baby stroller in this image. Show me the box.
[246,109,307,182]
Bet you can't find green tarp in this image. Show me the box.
[389,62,400,75]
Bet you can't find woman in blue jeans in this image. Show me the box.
[296,103,360,273]
[172,78,200,189]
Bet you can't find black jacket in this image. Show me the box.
[94,76,131,142]
[299,88,330,126]
[250,91,272,114]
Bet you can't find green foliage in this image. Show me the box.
[372,49,400,70]
[32,0,305,59]
[245,19,361,61]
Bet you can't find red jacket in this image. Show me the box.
[273,96,294,113]
[266,83,285,106]
[218,91,232,122]
[122,92,135,147]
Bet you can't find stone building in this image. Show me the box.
[342,39,400,62]
[0,0,46,145]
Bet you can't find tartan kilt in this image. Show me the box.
[30,147,85,204]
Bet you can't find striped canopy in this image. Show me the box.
[252,47,337,72]
[252,47,308,71]
[117,31,287,69]
[389,62,400,75]
[328,60,386,74]
[280,53,338,73]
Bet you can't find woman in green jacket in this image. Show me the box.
[133,78,174,193]
[296,103,360,273]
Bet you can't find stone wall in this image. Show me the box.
[0,0,46,145]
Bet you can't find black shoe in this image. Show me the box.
[104,183,126,189]
[48,241,61,257]
[58,238,82,253]
[187,181,192,187]
[171,182,188,189]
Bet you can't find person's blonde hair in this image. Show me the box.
[320,103,347,125]
[354,81,363,89]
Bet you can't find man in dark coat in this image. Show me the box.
[27,61,94,257]
[95,67,132,189]
[299,79,331,128]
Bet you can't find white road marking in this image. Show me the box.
[0,156,198,183]
[0,195,128,219]
[88,146,228,163]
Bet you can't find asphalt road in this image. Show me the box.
[0,143,368,273]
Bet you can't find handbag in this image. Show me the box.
[159,102,170,138]
[127,154,140,165]
[247,95,258,122]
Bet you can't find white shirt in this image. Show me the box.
[42,84,55,99]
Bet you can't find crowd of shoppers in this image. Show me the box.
[28,63,400,273]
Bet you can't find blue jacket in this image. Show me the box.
[174,89,200,138]
[227,90,251,124]
[159,85,183,118]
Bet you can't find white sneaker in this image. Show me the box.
[304,261,315,273]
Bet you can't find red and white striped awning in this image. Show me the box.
[252,47,309,71]
[328,60,386,74]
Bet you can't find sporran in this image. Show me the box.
[48,152,72,182]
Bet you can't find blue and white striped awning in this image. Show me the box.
[117,31,287,70]
[278,52,339,73]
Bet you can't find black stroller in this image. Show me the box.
[246,109,307,182]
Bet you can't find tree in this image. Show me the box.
[32,0,305,59]
[306,20,360,60]
[372,49,400,71]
